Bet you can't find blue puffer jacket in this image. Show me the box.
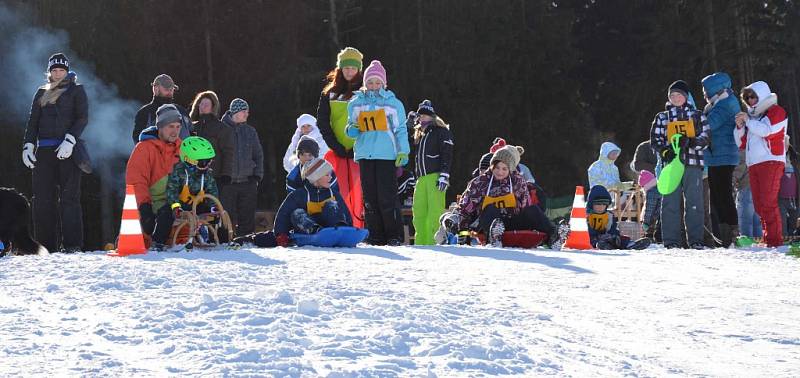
[701,72,740,166]
[274,182,351,234]
[345,88,410,161]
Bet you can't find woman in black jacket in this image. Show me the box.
[21,53,88,253]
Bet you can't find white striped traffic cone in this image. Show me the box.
[108,185,147,257]
[563,186,592,250]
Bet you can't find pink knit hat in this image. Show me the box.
[638,170,657,191]
[363,60,387,86]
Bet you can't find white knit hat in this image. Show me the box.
[301,157,333,183]
[296,113,317,128]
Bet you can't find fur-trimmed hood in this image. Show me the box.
[190,91,221,120]
[744,81,778,117]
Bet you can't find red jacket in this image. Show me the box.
[125,138,181,210]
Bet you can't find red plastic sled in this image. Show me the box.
[501,230,547,248]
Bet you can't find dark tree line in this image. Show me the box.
[1,0,798,250]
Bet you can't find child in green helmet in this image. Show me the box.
[153,136,220,250]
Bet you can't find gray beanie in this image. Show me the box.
[156,104,182,129]
[229,98,249,115]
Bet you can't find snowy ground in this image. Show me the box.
[1,244,799,377]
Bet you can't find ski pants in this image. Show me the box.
[478,205,555,238]
[359,159,402,243]
[750,161,783,247]
[324,150,363,228]
[412,173,446,245]
[220,180,258,236]
[661,166,704,246]
[31,147,83,252]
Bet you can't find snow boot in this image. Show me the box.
[626,237,651,250]
[488,219,505,247]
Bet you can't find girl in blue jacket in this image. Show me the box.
[345,60,410,245]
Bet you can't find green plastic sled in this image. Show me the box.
[657,134,685,195]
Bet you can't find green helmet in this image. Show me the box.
[180,136,216,163]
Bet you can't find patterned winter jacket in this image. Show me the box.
[650,103,710,167]
[345,88,410,162]
[587,142,622,189]
[456,171,531,230]
[166,161,219,210]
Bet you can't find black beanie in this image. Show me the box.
[417,99,436,116]
[48,53,69,72]
[667,80,690,99]
[478,152,493,172]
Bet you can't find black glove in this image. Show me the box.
[217,175,232,186]
[679,137,692,150]
[660,147,676,163]
[138,203,156,234]
[248,176,260,185]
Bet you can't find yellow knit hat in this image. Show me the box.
[337,47,363,70]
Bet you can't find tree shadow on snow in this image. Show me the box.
[130,248,285,266]
[412,245,595,274]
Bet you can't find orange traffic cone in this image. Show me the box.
[563,186,592,250]
[108,185,147,257]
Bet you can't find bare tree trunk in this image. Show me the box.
[705,0,718,72]
[733,1,747,87]
[416,0,424,77]
[203,0,215,89]
[329,0,340,48]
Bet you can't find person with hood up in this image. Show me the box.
[189,91,235,187]
[734,81,788,247]
[588,142,630,191]
[650,80,710,249]
[283,114,329,173]
[701,72,741,246]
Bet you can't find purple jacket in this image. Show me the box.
[456,171,531,229]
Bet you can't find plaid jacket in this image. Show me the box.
[650,103,710,167]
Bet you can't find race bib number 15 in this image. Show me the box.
[358,109,389,132]
[666,119,696,140]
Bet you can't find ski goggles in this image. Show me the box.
[196,158,213,169]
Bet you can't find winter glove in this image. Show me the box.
[217,176,232,186]
[437,173,449,192]
[660,147,676,163]
[138,203,156,234]
[22,143,36,169]
[55,134,76,160]
[276,233,290,247]
[395,153,408,167]
[248,176,260,185]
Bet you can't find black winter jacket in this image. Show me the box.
[221,112,264,184]
[412,122,454,178]
[132,96,191,144]
[25,74,88,144]
[193,114,235,179]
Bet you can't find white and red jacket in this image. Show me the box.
[734,81,787,167]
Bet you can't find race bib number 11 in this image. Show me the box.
[358,109,389,132]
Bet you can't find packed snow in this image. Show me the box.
[1,244,799,377]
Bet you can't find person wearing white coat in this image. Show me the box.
[283,114,329,173]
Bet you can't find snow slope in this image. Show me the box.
[1,244,798,377]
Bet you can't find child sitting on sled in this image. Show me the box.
[159,137,224,250]
[437,144,559,248]
[586,185,650,250]
[273,157,352,247]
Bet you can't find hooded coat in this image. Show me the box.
[588,142,622,190]
[733,81,787,167]
[701,72,740,166]
[283,118,330,173]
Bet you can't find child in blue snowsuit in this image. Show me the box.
[586,185,650,250]
[274,157,352,247]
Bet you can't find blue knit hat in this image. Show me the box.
[417,99,436,116]
[229,98,249,115]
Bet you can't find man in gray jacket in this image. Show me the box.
[220,98,263,236]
